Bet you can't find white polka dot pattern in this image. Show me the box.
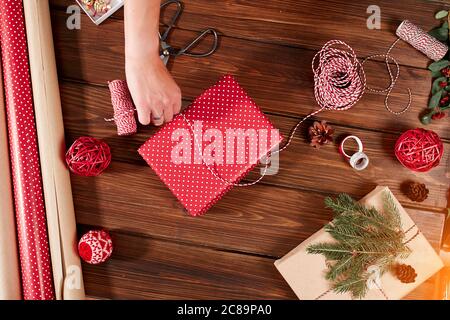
[138,75,283,216]
[0,0,54,300]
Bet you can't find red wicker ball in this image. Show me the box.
[66,136,111,177]
[394,128,443,172]
[78,230,113,265]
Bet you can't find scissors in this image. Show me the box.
[159,0,219,66]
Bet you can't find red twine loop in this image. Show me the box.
[394,128,443,172]
[312,40,366,112]
[65,136,112,176]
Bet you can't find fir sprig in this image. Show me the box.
[307,192,411,299]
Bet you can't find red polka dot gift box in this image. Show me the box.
[138,75,283,216]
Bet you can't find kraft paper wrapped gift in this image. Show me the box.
[274,186,444,300]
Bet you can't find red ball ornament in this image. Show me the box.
[78,230,113,265]
[66,136,111,176]
[394,128,443,172]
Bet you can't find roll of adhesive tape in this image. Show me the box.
[340,136,369,171]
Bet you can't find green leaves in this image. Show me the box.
[429,21,449,42]
[428,59,449,72]
[435,10,449,19]
[426,13,450,124]
[432,76,447,94]
[428,90,443,109]
[307,193,410,299]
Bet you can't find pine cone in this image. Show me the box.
[308,120,334,148]
[406,182,429,202]
[392,263,417,284]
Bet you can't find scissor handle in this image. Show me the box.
[159,0,183,42]
[175,28,219,58]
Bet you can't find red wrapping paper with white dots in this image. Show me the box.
[0,0,54,299]
[139,75,283,216]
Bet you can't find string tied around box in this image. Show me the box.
[107,20,446,186]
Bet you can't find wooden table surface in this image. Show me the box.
[49,0,450,299]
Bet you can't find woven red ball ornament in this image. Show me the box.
[66,136,111,176]
[78,230,113,265]
[395,128,443,172]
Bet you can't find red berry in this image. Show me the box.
[440,81,448,88]
[432,112,446,120]
[442,67,450,76]
[440,96,449,105]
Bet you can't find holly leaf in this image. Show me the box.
[429,23,449,41]
[431,69,444,78]
[429,60,450,72]
[435,10,449,19]
[428,90,443,109]
[432,76,447,94]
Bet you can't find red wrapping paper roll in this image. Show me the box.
[0,0,54,299]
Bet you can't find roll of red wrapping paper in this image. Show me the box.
[0,0,54,300]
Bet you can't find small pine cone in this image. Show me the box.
[308,120,334,148]
[392,263,417,284]
[406,182,429,202]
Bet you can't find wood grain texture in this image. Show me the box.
[47,0,450,300]
[78,221,443,300]
[60,81,450,211]
[50,0,448,69]
[49,9,450,140]
[79,229,296,300]
[71,160,444,258]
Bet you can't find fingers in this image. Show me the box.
[136,105,152,126]
[173,92,182,115]
[136,89,182,126]
[151,103,164,126]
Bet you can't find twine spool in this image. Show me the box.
[396,20,448,62]
[65,136,112,177]
[107,80,137,136]
[278,40,367,154]
[394,128,443,172]
[313,40,366,111]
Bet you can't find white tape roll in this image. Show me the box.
[340,135,369,171]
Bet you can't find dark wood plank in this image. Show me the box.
[60,81,450,211]
[78,209,443,300]
[79,229,296,299]
[50,0,447,69]
[72,160,332,258]
[50,9,450,141]
[70,159,445,258]
[49,1,448,300]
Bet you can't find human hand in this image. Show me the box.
[125,53,182,126]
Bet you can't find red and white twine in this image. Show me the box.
[107,20,444,186]
[106,80,137,136]
[396,20,448,62]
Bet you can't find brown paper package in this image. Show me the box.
[275,186,444,300]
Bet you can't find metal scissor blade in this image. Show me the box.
[160,41,171,66]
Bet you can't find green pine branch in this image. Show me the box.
[306,192,411,299]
